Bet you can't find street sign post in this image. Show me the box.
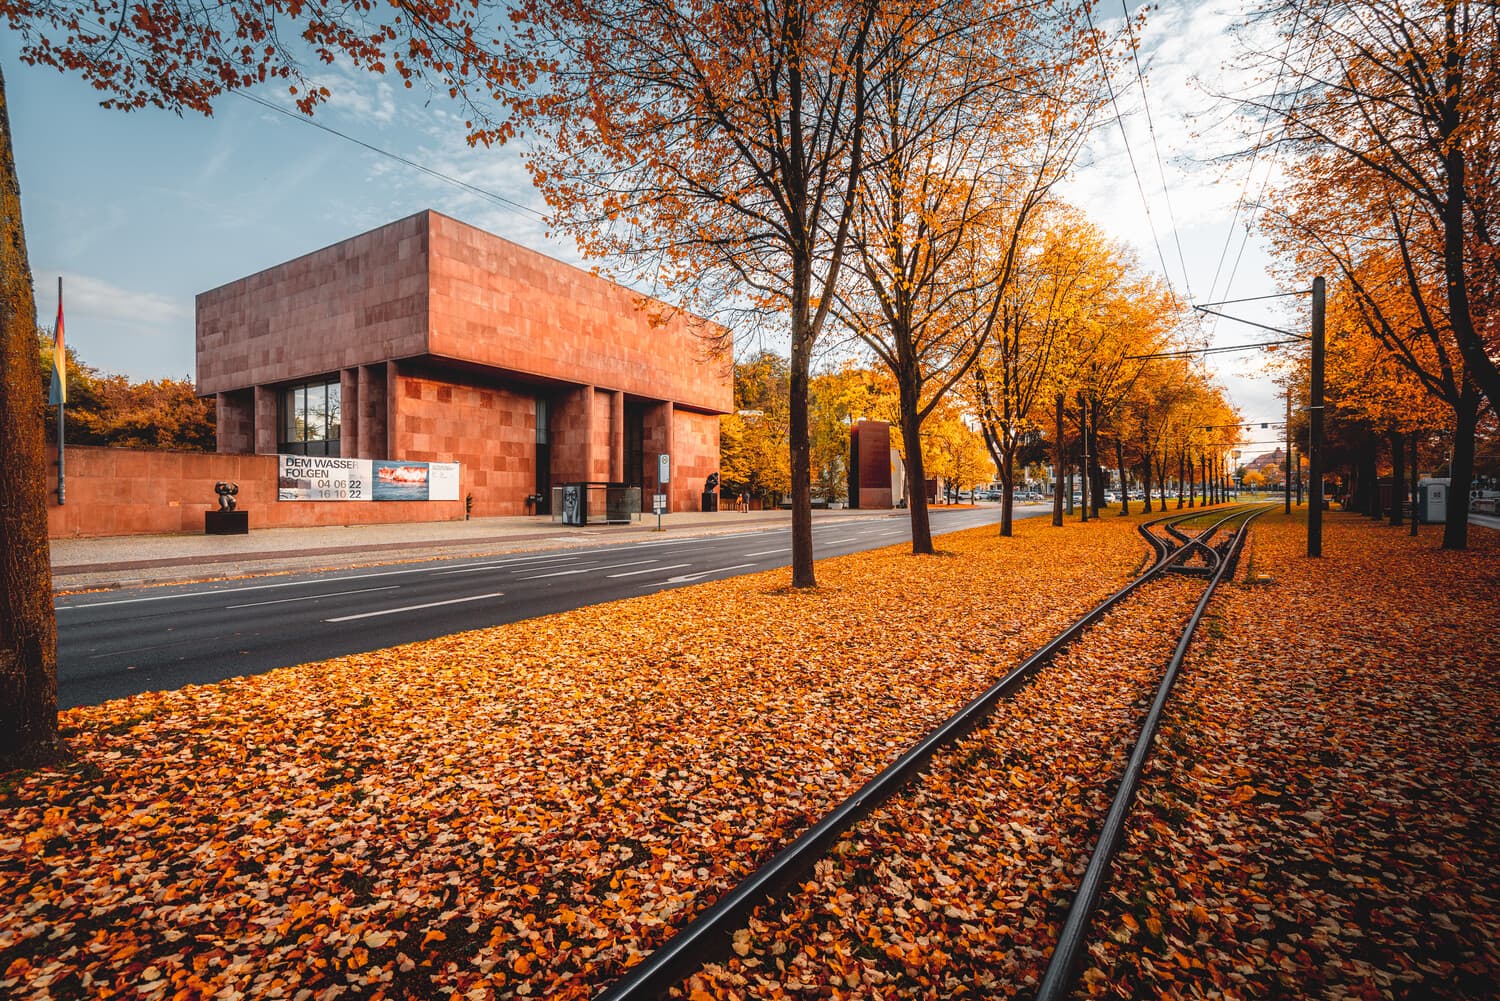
[653,492,667,530]
[658,453,670,484]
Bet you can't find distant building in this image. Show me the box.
[196,211,732,515]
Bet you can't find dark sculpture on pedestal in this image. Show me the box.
[702,471,720,513]
[206,481,248,534]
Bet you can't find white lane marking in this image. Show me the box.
[643,563,757,586]
[515,559,658,580]
[607,563,691,578]
[435,554,579,574]
[227,585,400,609]
[744,548,790,557]
[824,538,859,544]
[324,592,504,623]
[58,565,474,608]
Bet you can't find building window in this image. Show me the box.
[280,378,341,456]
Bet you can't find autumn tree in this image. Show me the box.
[720,351,792,506]
[837,0,1099,553]
[1238,0,1500,410]
[36,333,215,450]
[0,0,519,766]
[968,207,1097,535]
[511,0,889,588]
[1265,184,1483,547]
[809,363,896,503]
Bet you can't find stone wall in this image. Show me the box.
[196,214,429,396]
[46,446,462,539]
[393,369,536,517]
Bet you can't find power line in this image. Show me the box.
[72,16,547,224]
[1189,305,1306,338]
[1125,336,1304,360]
[1205,6,1302,310]
[1120,1,1192,301]
[1083,3,1179,303]
[1195,289,1310,307]
[235,92,546,221]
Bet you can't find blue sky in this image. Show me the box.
[7,1,1301,444]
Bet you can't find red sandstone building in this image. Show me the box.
[196,210,732,517]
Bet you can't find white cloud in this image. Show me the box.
[1059,0,1300,421]
[36,272,194,381]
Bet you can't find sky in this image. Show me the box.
[7,0,1307,459]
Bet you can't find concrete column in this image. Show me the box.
[581,386,597,479]
[610,390,625,483]
[662,401,675,510]
[340,368,359,459]
[386,360,401,460]
[215,391,255,454]
[216,393,232,454]
[355,366,372,458]
[253,385,278,454]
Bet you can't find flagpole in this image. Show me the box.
[56,276,65,506]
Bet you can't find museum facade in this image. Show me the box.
[196,210,732,517]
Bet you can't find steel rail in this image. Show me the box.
[1033,506,1268,1001]
[595,514,1239,1001]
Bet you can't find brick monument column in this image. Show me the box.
[610,390,625,483]
[253,385,277,454]
[340,368,359,458]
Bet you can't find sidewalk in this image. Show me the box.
[49,507,906,592]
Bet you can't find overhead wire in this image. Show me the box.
[1082,2,1180,304]
[1204,6,1303,312]
[70,15,547,223]
[1120,1,1193,302]
[233,92,547,221]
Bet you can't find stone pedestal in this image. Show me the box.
[701,491,719,512]
[205,510,249,535]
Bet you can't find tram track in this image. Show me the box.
[597,504,1270,1000]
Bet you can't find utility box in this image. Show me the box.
[1417,477,1449,524]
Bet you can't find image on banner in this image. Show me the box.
[372,460,430,501]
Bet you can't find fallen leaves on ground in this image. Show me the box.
[1078,513,1500,999]
[677,574,1210,999]
[3,514,1149,998]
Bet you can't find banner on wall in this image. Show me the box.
[278,455,460,502]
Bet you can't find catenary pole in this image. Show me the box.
[1308,276,1326,556]
[56,276,64,506]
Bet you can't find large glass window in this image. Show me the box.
[279,378,342,456]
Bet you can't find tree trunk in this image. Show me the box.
[1052,394,1064,527]
[898,380,933,555]
[1115,436,1129,515]
[1404,432,1416,540]
[1088,398,1104,517]
[1140,453,1153,513]
[1409,429,1419,538]
[999,443,1015,537]
[1442,144,1500,411]
[1157,447,1170,511]
[1361,437,1381,519]
[1442,378,1478,551]
[1388,431,1405,527]
[1077,398,1089,523]
[788,306,816,588]
[1185,451,1193,508]
[0,64,62,769]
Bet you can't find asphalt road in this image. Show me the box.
[58,505,1044,708]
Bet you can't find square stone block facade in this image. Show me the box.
[197,211,732,515]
